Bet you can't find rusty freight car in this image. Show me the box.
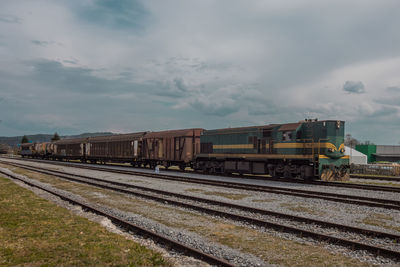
[142,128,204,169]
[86,132,146,164]
[53,138,87,160]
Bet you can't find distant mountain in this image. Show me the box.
[0,132,115,147]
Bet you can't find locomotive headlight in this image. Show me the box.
[340,148,345,153]
[328,148,334,153]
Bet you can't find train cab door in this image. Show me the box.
[261,139,266,154]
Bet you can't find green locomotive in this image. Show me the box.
[195,119,349,180]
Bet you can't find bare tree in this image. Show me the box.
[345,134,359,148]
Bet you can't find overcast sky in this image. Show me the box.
[1,0,400,144]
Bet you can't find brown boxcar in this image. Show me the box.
[142,128,204,169]
[53,138,87,160]
[86,132,146,164]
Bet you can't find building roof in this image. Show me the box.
[373,154,400,158]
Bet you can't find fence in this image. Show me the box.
[351,163,400,176]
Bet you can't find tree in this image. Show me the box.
[21,135,29,144]
[344,134,359,148]
[51,132,60,141]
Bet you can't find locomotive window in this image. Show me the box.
[263,130,271,138]
[296,131,302,139]
[283,131,292,141]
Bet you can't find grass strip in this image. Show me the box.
[0,176,169,266]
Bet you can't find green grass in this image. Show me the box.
[0,176,169,266]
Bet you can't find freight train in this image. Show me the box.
[19,119,349,181]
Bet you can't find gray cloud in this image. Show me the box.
[387,86,400,92]
[63,59,78,65]
[1,1,400,145]
[74,0,149,31]
[27,59,140,94]
[343,81,366,94]
[0,14,21,23]
[31,40,53,46]
[191,99,239,117]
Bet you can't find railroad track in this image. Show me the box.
[2,159,400,211]
[350,174,400,182]
[0,169,235,267]
[2,161,400,261]
[5,156,400,193]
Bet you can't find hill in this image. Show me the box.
[0,132,115,147]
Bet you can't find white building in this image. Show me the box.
[345,145,367,165]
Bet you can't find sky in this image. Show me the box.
[0,0,400,144]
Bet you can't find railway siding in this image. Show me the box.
[2,161,400,266]
[1,158,400,237]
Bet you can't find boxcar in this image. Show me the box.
[86,132,146,164]
[53,138,87,160]
[142,128,204,169]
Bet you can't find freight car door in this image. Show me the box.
[133,140,138,157]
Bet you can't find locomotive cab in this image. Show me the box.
[303,120,349,180]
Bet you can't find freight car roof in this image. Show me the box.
[144,128,204,138]
[88,132,146,142]
[53,137,88,145]
[203,124,280,135]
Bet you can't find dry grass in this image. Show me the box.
[3,165,374,266]
[280,203,324,216]
[251,198,277,203]
[362,213,400,234]
[0,176,168,266]
[184,188,249,200]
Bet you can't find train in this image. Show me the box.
[19,119,350,181]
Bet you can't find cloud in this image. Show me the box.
[31,40,53,46]
[1,1,400,145]
[0,14,21,23]
[27,59,139,94]
[191,96,239,117]
[387,86,400,92]
[75,0,149,31]
[343,81,366,94]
